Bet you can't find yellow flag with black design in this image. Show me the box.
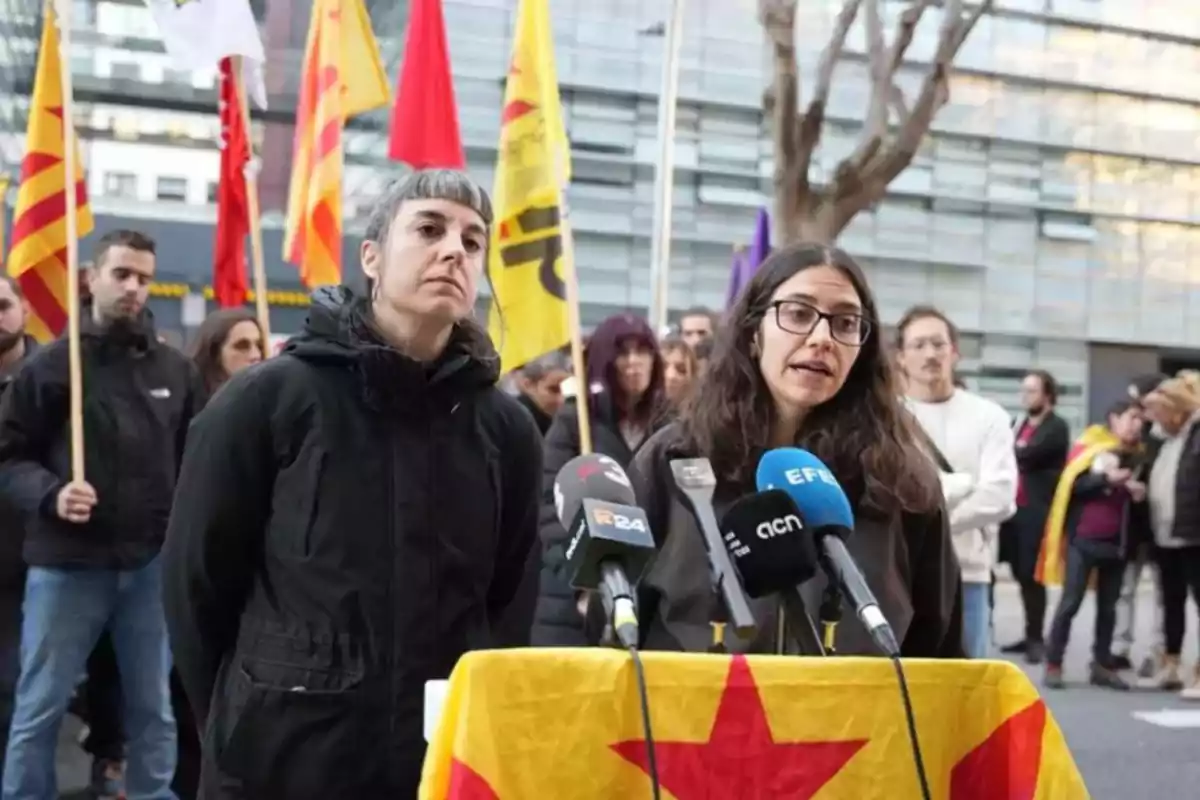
[485,0,572,375]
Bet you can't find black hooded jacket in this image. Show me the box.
[0,312,202,570]
[162,288,542,800]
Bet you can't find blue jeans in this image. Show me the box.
[962,581,992,659]
[2,557,177,800]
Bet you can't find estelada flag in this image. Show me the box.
[420,650,1089,799]
[7,2,94,342]
[1035,423,1120,587]
[484,0,572,375]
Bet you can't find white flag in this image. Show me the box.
[144,0,268,108]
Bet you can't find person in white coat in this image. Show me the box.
[897,306,1018,659]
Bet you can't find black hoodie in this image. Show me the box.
[162,287,542,800]
[0,310,202,570]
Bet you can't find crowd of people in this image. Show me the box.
[0,167,1192,798]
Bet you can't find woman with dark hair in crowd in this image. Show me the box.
[188,308,265,396]
[533,314,668,646]
[627,243,963,656]
[660,334,697,409]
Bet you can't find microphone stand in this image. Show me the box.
[819,584,843,655]
[705,561,724,652]
[776,588,827,657]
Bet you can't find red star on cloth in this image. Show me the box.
[612,655,868,799]
[950,699,1046,800]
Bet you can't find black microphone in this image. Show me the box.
[667,458,758,640]
[719,490,826,656]
[554,454,656,649]
[757,448,901,657]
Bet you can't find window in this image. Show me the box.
[109,62,141,81]
[162,68,191,86]
[156,176,187,202]
[103,171,136,199]
[206,181,219,203]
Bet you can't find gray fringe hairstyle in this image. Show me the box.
[364,169,493,249]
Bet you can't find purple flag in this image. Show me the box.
[724,248,750,310]
[724,208,772,310]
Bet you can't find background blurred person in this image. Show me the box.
[533,314,666,647]
[0,230,201,799]
[692,337,712,378]
[678,307,716,349]
[513,352,570,435]
[627,243,963,657]
[1113,373,1169,675]
[897,305,1017,659]
[188,308,265,397]
[0,276,35,789]
[163,170,542,797]
[1043,400,1146,691]
[998,370,1070,663]
[660,334,697,409]
[1141,374,1200,695]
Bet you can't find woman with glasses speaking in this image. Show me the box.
[626,243,964,657]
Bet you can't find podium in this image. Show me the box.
[419,650,1088,799]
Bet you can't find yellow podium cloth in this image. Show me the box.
[420,649,1088,799]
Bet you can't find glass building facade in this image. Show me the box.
[2,0,1199,424]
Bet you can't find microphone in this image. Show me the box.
[667,458,758,640]
[718,489,826,656]
[553,454,656,648]
[756,447,902,657]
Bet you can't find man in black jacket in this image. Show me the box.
[162,170,541,799]
[999,369,1070,663]
[0,230,203,799]
[0,275,38,787]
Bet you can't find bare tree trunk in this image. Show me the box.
[759,0,992,246]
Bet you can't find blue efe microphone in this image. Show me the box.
[757,447,902,657]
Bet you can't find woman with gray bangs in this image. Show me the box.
[161,169,543,799]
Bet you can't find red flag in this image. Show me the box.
[213,57,250,307]
[388,0,464,168]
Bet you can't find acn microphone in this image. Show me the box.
[719,489,825,655]
[554,454,656,649]
[756,447,901,657]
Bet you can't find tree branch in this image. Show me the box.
[759,0,802,196]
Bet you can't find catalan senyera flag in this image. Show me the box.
[1035,423,1121,587]
[485,0,572,375]
[7,4,93,343]
[283,0,389,288]
[420,650,1089,799]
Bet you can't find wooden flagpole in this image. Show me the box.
[231,56,271,342]
[54,0,85,482]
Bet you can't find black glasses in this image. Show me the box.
[766,300,871,346]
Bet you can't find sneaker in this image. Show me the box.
[1110,654,1133,671]
[1000,639,1028,654]
[1138,654,1161,680]
[1025,640,1046,665]
[1089,663,1131,691]
[89,758,125,800]
[1044,665,1065,689]
[1147,656,1184,691]
[1180,663,1200,701]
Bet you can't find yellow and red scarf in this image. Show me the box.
[1035,424,1120,587]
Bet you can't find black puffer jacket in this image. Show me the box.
[162,288,542,800]
[0,313,202,570]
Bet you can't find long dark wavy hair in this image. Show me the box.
[679,243,939,516]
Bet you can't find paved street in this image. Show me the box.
[992,575,1200,799]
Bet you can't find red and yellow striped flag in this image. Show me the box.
[282,0,390,288]
[6,4,93,342]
